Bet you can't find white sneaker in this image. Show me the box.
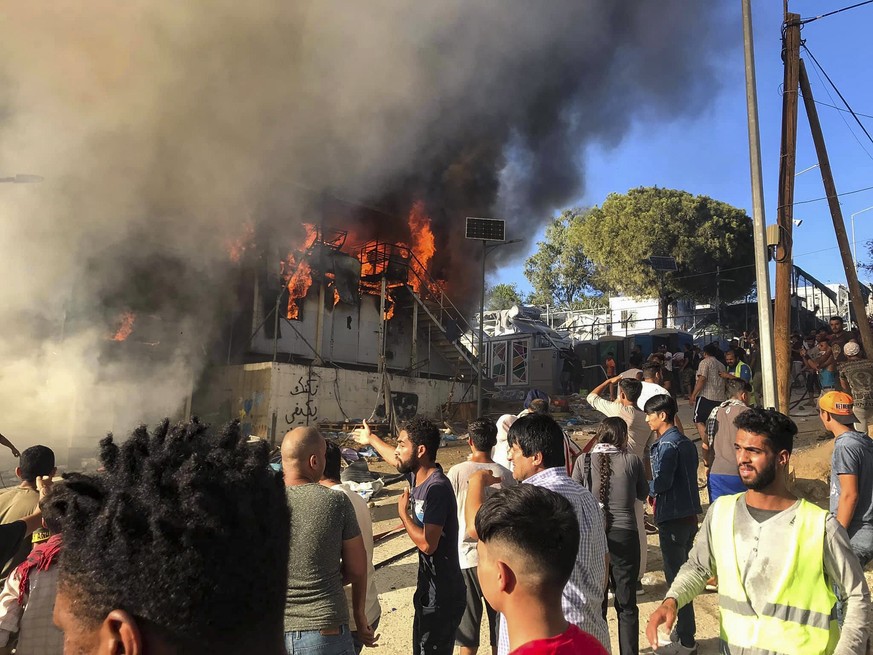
[656,641,698,655]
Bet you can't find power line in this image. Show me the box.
[803,45,873,154]
[809,98,873,121]
[799,0,873,24]
[793,184,873,206]
[804,54,873,163]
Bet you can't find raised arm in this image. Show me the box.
[0,433,19,458]
[352,420,396,464]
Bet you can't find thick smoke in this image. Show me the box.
[0,1,731,455]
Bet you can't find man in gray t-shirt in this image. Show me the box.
[282,427,375,652]
[819,391,873,566]
[690,343,726,441]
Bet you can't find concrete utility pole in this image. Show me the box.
[773,12,801,414]
[741,0,778,408]
[798,60,873,358]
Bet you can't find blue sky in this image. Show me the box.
[495,0,873,298]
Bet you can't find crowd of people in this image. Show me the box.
[0,326,868,654]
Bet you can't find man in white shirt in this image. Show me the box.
[447,419,513,655]
[637,362,671,412]
[321,441,381,653]
[638,363,685,433]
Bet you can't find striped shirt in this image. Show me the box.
[497,467,611,654]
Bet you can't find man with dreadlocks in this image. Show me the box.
[572,417,647,655]
[47,419,290,655]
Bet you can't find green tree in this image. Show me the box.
[487,283,523,310]
[524,209,596,306]
[567,294,609,311]
[577,187,755,326]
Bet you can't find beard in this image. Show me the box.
[396,453,418,475]
[740,460,777,491]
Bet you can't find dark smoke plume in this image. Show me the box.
[0,1,732,450]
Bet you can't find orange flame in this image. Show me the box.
[280,224,319,319]
[111,311,136,341]
[302,223,318,249]
[407,202,436,293]
[333,288,341,306]
[282,254,313,319]
[226,222,255,263]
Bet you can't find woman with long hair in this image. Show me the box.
[572,417,647,655]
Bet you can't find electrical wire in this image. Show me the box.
[803,45,873,157]
[799,0,873,25]
[809,98,873,121]
[793,184,873,206]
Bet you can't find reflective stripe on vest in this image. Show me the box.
[710,494,840,655]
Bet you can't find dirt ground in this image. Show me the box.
[367,397,873,654]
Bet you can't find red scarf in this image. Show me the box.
[15,534,62,606]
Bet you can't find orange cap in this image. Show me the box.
[819,391,854,416]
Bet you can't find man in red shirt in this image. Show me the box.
[474,484,609,655]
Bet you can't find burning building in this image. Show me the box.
[191,201,483,441]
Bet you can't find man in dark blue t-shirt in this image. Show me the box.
[356,418,465,655]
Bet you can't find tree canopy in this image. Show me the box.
[486,283,523,310]
[576,187,755,322]
[524,209,596,307]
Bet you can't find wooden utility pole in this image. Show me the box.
[798,60,873,358]
[773,13,801,414]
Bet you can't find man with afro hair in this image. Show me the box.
[48,419,290,654]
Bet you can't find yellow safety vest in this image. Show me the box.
[710,494,840,655]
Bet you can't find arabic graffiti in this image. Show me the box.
[285,372,320,426]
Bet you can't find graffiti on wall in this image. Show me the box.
[238,391,266,437]
[284,371,320,426]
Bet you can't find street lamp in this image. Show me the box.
[465,217,521,417]
[0,174,43,184]
[850,205,873,265]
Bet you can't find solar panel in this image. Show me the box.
[647,256,678,271]
[465,217,506,241]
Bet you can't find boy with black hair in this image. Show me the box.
[448,419,514,655]
[355,417,465,655]
[0,445,56,579]
[467,414,610,654]
[46,419,290,655]
[644,395,700,655]
[0,479,64,654]
[475,484,608,655]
